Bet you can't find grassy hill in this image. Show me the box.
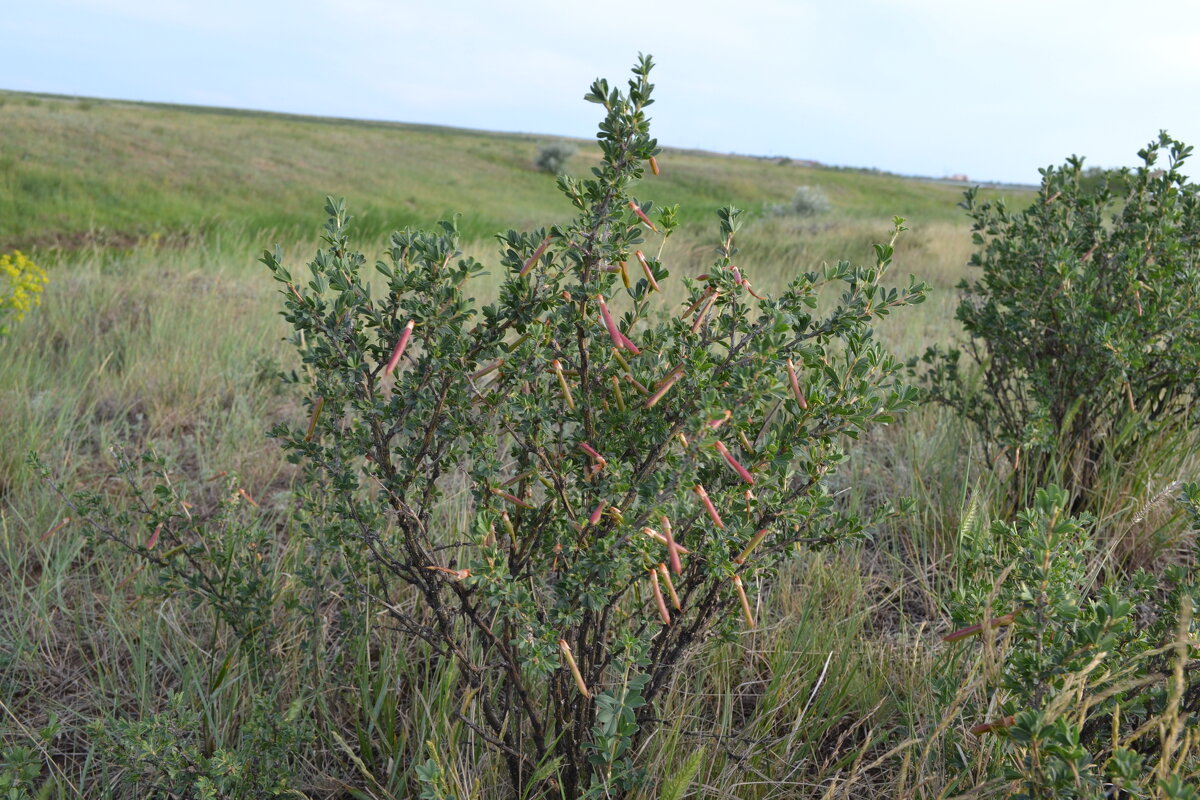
[0,89,984,248]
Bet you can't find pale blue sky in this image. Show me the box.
[3,0,1199,183]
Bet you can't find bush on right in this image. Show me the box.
[923,132,1200,520]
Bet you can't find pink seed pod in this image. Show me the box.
[693,484,725,529]
[731,265,743,284]
[640,527,691,554]
[706,410,732,430]
[714,441,755,485]
[147,522,163,550]
[519,234,553,278]
[635,250,661,292]
[384,320,415,376]
[597,296,641,355]
[615,330,642,355]
[661,515,682,576]
[491,488,534,510]
[627,201,658,232]
[645,367,684,408]
[735,529,769,565]
[732,575,756,629]
[785,358,809,410]
[579,442,604,462]
[658,563,682,610]
[559,639,590,698]
[588,501,607,526]
[649,568,671,625]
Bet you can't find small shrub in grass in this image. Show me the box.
[766,185,831,218]
[923,133,1200,515]
[942,486,1199,798]
[534,140,577,174]
[263,55,926,797]
[91,693,310,800]
[50,448,284,650]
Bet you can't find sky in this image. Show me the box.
[3,0,1199,184]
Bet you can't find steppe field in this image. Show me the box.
[1,89,1196,799]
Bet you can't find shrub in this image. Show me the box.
[0,250,48,336]
[942,486,1199,799]
[262,55,926,797]
[534,140,577,174]
[923,133,1200,514]
[767,185,831,218]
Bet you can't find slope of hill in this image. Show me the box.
[0,89,983,247]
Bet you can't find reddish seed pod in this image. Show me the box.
[597,296,641,355]
[384,320,415,376]
[649,568,671,625]
[691,292,718,332]
[970,716,1016,736]
[579,442,603,462]
[641,528,691,555]
[39,517,71,543]
[588,501,607,526]
[147,522,163,550]
[646,367,684,408]
[943,612,1018,643]
[661,515,682,575]
[706,410,732,430]
[635,250,661,292]
[491,488,534,509]
[627,201,658,232]
[714,440,755,485]
[786,358,809,410]
[693,484,725,529]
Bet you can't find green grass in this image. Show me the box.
[0,89,984,249]
[7,89,1194,799]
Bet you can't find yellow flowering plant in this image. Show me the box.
[0,250,49,335]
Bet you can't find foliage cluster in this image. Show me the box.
[944,486,1199,798]
[923,133,1200,514]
